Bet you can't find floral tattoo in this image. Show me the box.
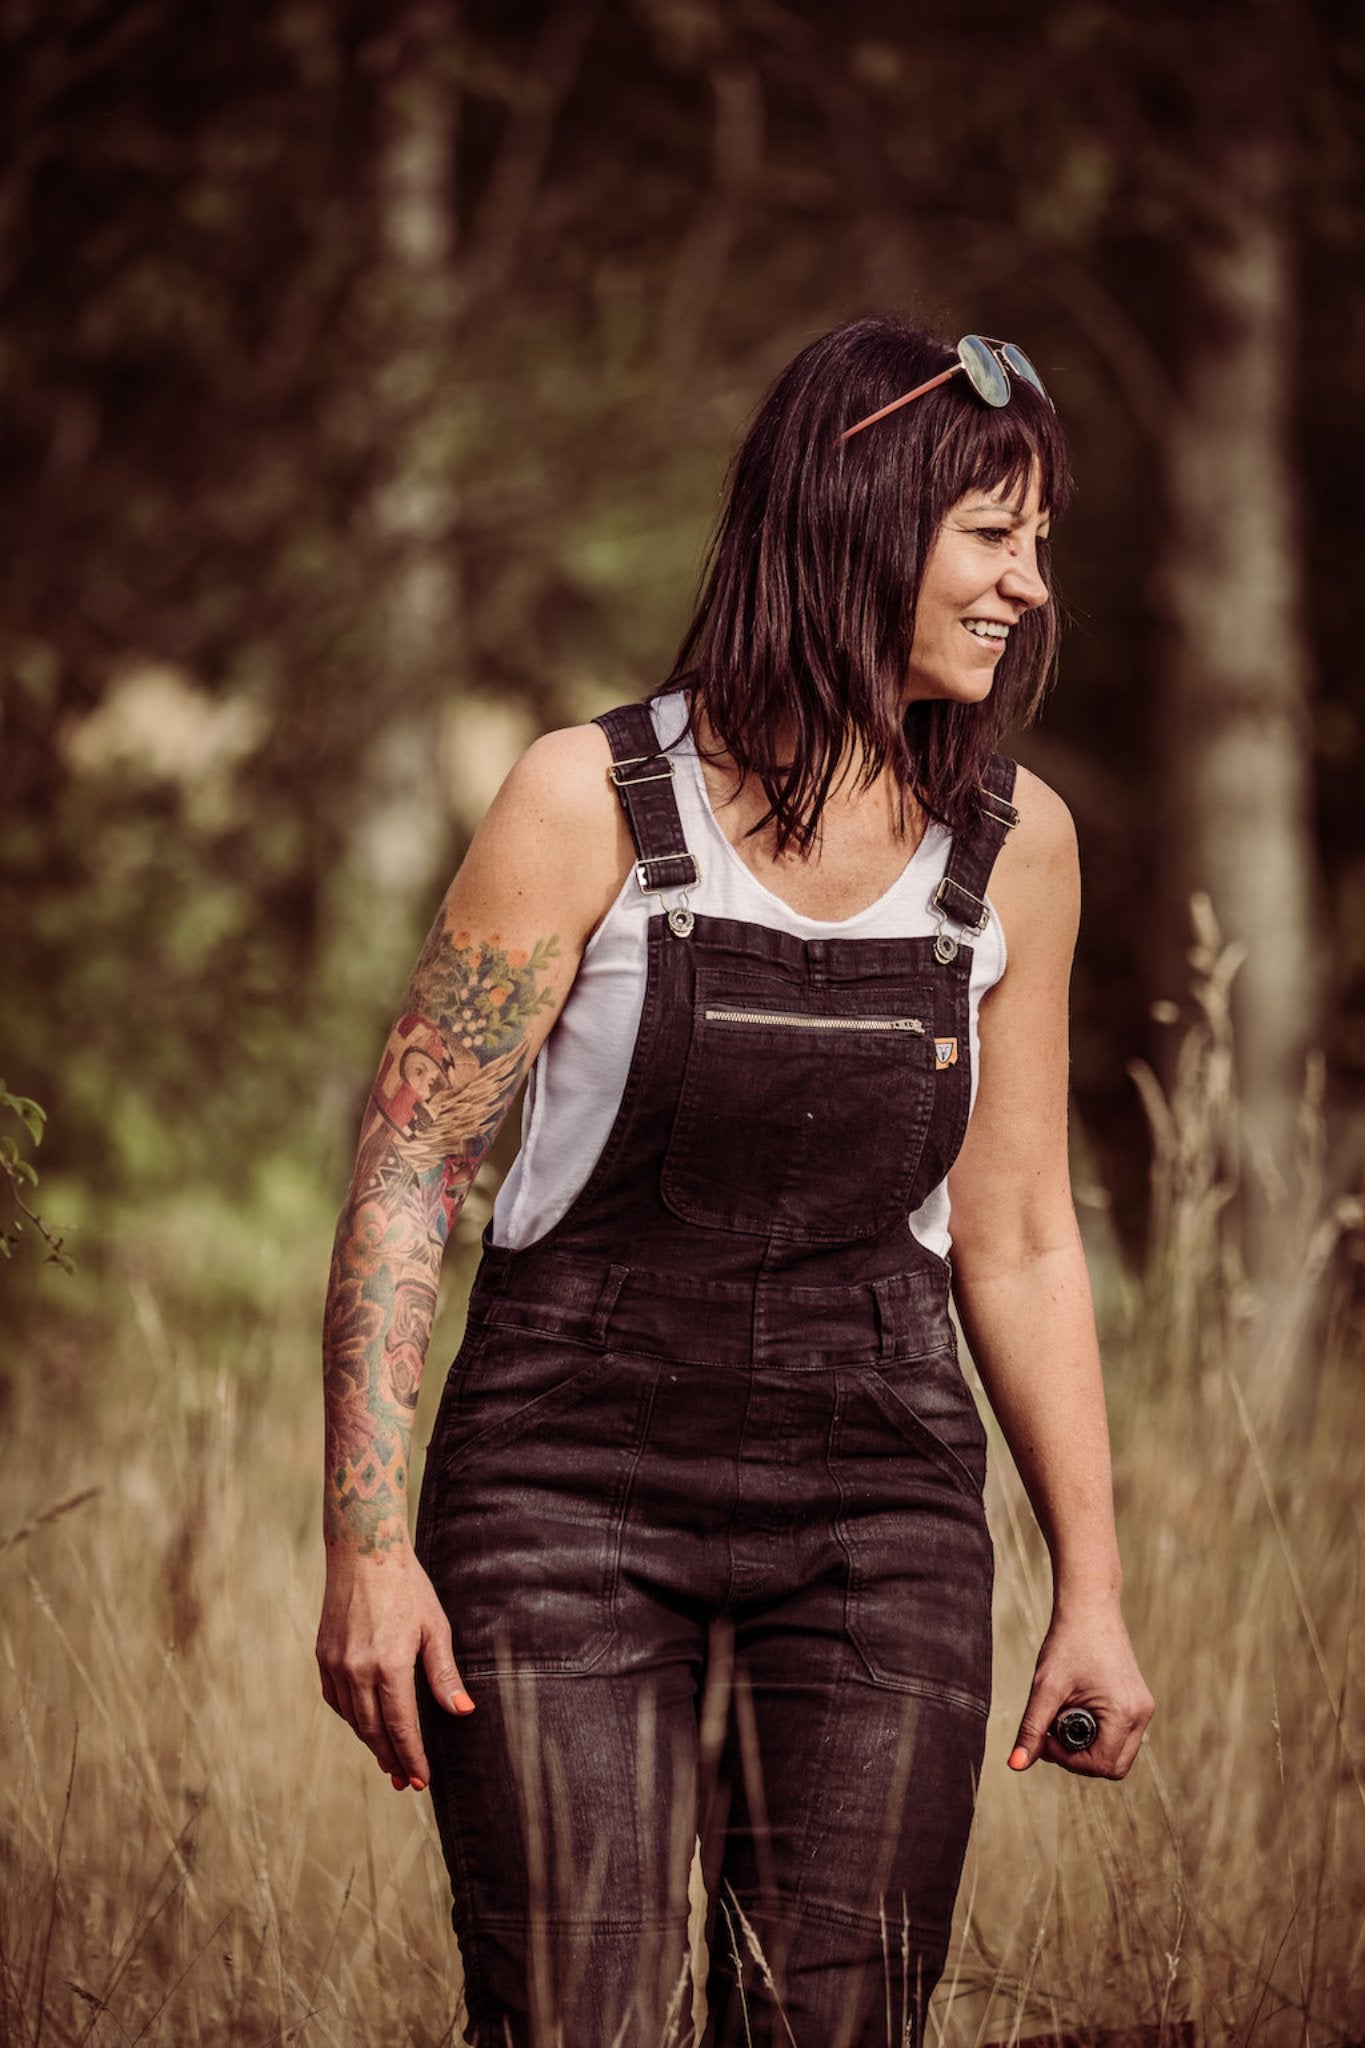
[323,924,561,1552]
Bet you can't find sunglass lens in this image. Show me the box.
[958,334,1010,407]
[999,343,1053,409]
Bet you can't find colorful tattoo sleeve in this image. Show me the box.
[322,924,561,1553]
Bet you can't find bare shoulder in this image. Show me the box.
[456,718,631,948]
[1004,762,1078,872]
[487,720,616,829]
[990,763,1080,962]
[470,719,621,852]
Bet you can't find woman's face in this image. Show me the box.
[903,466,1051,705]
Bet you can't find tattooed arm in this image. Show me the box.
[322,940,557,1558]
[316,722,633,1791]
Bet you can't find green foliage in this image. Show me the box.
[0,1083,73,1273]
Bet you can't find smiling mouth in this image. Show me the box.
[962,619,1010,649]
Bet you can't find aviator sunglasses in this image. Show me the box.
[839,335,1054,442]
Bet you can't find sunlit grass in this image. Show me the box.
[1,917,1361,2045]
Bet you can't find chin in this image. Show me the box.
[904,679,996,709]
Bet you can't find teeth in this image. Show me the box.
[963,619,1009,640]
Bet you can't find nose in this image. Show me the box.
[999,539,1049,612]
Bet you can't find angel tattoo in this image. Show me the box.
[356,1012,528,1245]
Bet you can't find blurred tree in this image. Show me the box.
[350,2,467,899]
[775,0,1348,1296]
[0,0,1360,1320]
[910,0,1333,1304]
[1151,31,1319,1291]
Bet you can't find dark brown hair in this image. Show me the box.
[658,314,1075,847]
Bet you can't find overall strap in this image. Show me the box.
[594,700,701,901]
[930,754,1019,964]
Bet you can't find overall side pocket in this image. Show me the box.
[830,1357,994,1713]
[417,1326,658,1676]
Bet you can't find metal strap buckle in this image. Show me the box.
[932,875,991,937]
[634,853,701,894]
[931,875,991,961]
[976,784,1020,830]
[610,754,676,789]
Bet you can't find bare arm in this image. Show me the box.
[947,767,1155,1779]
[316,722,631,1788]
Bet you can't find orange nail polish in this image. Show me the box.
[409,1777,426,1792]
[1007,1745,1029,1771]
[453,1691,476,1714]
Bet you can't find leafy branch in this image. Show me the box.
[0,1082,73,1273]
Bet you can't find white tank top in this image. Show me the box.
[491,693,1008,1260]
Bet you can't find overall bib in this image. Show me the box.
[415,699,1020,2048]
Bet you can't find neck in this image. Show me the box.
[691,705,919,852]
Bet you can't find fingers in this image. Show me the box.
[1075,1679,1157,1780]
[1010,1646,1162,1777]
[1007,1609,1156,1784]
[317,1550,481,1791]
[421,1617,477,1720]
[323,1666,403,1784]
[1106,1692,1156,1780]
[315,1595,478,1793]
[1009,1686,1156,1780]
[376,1669,432,1787]
[1007,1682,1067,1773]
[321,1662,422,1785]
[1006,1659,1081,1771]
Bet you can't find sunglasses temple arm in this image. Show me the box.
[838,363,963,442]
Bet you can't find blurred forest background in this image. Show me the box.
[2,2,1363,2044]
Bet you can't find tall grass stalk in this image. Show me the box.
[1,928,1360,2043]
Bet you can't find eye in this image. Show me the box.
[973,526,1012,544]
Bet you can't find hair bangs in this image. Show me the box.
[927,381,1075,527]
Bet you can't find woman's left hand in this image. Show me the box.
[1007,1602,1155,1779]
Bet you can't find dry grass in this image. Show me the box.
[2,915,1362,2046]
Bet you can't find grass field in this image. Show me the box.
[2,951,1362,2046]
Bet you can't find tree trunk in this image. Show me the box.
[354,1,465,911]
[1154,116,1320,1381]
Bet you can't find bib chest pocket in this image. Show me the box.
[661,968,940,1241]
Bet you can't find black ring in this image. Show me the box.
[1052,1707,1099,1753]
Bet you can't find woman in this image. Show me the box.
[316,316,1156,2047]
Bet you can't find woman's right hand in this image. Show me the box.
[316,1543,476,1790]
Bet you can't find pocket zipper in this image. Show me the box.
[704,1007,925,1035]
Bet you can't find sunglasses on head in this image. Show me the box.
[839,335,1054,443]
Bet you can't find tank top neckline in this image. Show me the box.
[655,694,947,933]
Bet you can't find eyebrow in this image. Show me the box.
[962,501,1052,527]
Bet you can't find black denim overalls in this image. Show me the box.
[415,698,1020,2048]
